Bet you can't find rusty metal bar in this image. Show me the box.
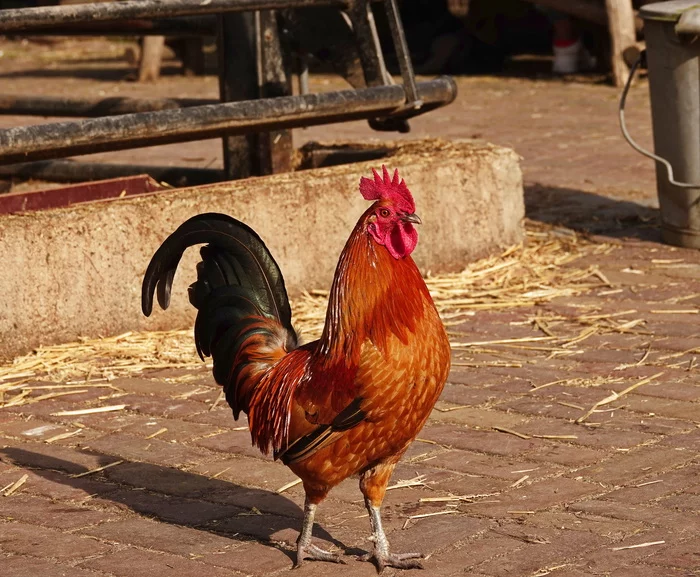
[0,0,346,33]
[0,78,457,165]
[383,0,421,111]
[0,95,216,117]
[13,17,217,37]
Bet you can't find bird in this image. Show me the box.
[141,166,451,571]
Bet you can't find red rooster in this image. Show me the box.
[142,166,451,570]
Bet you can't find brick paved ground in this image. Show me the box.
[2,232,699,577]
[1,38,699,577]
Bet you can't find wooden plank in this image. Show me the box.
[605,0,637,87]
[138,35,166,82]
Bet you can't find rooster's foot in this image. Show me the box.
[295,544,346,567]
[359,550,425,572]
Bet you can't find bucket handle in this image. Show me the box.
[619,51,700,188]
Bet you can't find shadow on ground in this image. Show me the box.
[525,183,661,242]
[0,447,363,562]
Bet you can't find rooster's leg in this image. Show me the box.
[359,464,424,571]
[295,497,345,567]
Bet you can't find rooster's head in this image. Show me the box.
[359,166,420,259]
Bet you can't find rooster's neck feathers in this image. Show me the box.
[316,207,429,380]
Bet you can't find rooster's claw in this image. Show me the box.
[295,544,346,568]
[359,551,425,572]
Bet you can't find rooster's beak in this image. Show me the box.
[402,213,422,225]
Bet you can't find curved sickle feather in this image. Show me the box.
[141,213,292,331]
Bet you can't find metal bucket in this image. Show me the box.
[621,1,700,248]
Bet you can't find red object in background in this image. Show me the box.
[0,174,163,215]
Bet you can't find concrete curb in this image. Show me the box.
[0,139,523,360]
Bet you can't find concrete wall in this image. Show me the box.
[0,139,523,360]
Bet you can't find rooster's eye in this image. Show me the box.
[379,209,390,218]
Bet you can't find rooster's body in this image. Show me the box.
[142,167,451,570]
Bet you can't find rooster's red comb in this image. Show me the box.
[359,165,415,213]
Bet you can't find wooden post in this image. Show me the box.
[138,35,166,82]
[605,0,637,87]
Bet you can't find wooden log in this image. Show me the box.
[138,35,166,82]
[605,0,637,87]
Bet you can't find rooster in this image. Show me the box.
[142,166,451,570]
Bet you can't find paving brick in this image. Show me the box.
[109,375,216,399]
[434,535,524,573]
[516,420,657,450]
[622,396,700,421]
[465,477,601,518]
[1,556,109,577]
[437,383,502,407]
[630,379,700,402]
[656,492,700,515]
[472,525,608,577]
[427,470,509,498]
[197,541,294,575]
[0,521,112,560]
[576,445,697,487]
[188,454,299,492]
[601,463,700,504]
[3,389,113,418]
[430,404,532,430]
[81,517,237,556]
[0,493,111,529]
[580,529,674,574]
[110,394,208,418]
[520,511,644,541]
[104,460,228,499]
[568,500,700,535]
[1,441,106,475]
[184,405,242,428]
[79,547,242,577]
[89,488,244,526]
[659,426,700,450]
[421,424,540,456]
[426,447,558,480]
[85,432,222,468]
[188,428,271,460]
[0,465,116,503]
[54,412,155,433]
[609,565,692,577]
[529,443,605,467]
[119,418,224,443]
[205,510,306,542]
[387,514,488,554]
[644,539,700,570]
[290,556,379,577]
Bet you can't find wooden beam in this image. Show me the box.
[138,35,165,82]
[605,0,637,87]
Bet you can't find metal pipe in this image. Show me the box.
[383,0,421,110]
[0,0,346,33]
[12,17,218,37]
[0,78,457,165]
[0,96,217,117]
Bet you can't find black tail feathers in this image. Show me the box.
[141,213,297,370]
